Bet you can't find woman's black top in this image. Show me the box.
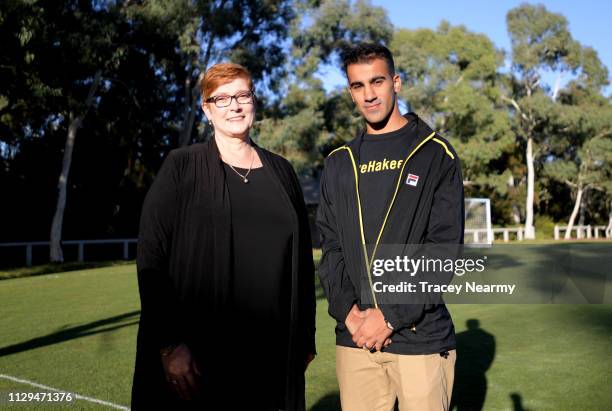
[132,140,316,411]
[224,163,292,409]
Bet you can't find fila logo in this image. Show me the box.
[406,173,419,187]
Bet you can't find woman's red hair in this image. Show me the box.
[200,63,254,100]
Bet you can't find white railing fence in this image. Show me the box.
[0,239,137,267]
[554,225,611,240]
[3,225,612,268]
[465,227,525,244]
[492,227,524,242]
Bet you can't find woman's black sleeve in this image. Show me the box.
[136,151,183,349]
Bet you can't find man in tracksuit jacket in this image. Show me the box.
[317,43,464,410]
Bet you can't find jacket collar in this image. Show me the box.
[346,112,435,165]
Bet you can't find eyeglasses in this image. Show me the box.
[205,91,255,108]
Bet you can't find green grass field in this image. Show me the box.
[1,245,611,410]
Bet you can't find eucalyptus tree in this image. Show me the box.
[504,4,584,238]
[391,22,515,220]
[544,78,612,238]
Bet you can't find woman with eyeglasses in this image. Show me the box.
[131,63,316,410]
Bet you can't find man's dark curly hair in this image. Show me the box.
[341,43,395,76]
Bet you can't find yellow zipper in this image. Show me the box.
[335,131,436,308]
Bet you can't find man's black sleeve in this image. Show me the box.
[316,167,359,323]
[424,152,464,245]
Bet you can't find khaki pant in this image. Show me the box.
[336,346,456,411]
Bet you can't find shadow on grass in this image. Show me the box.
[510,392,532,411]
[0,310,140,357]
[309,392,340,411]
[451,319,496,411]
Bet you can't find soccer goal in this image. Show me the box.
[464,198,493,244]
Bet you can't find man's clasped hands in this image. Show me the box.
[345,304,393,352]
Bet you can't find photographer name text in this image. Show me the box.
[373,281,516,295]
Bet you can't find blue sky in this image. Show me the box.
[322,0,612,95]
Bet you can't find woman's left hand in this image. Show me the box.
[161,343,201,400]
[304,352,315,371]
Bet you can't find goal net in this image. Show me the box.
[464,198,493,244]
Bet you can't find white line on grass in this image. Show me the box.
[0,373,130,410]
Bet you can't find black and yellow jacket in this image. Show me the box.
[316,113,463,355]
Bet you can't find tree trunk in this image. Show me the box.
[507,173,521,224]
[564,186,583,240]
[178,86,199,147]
[524,137,536,239]
[178,34,215,147]
[578,188,588,226]
[49,114,80,262]
[552,72,563,102]
[512,205,521,225]
[49,71,102,262]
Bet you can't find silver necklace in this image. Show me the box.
[226,147,255,183]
